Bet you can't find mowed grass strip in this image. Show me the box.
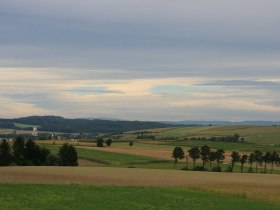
[0,184,279,210]
[0,167,280,204]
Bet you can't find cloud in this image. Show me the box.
[1,1,280,120]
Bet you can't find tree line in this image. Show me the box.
[0,136,78,166]
[172,145,280,173]
[191,133,244,143]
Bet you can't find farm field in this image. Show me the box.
[3,125,280,209]
[38,141,280,173]
[0,184,279,210]
[0,167,280,206]
[128,125,280,145]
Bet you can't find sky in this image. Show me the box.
[1,0,280,121]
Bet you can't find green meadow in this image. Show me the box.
[0,184,279,210]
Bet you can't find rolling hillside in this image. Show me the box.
[0,116,176,134]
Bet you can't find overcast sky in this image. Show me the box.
[1,0,280,121]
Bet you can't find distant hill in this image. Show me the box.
[0,116,175,134]
[163,120,280,126]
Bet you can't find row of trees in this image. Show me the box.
[232,150,280,173]
[0,136,78,166]
[191,134,244,143]
[172,145,280,173]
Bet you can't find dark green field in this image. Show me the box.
[0,184,279,210]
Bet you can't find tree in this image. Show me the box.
[106,139,112,146]
[188,147,200,169]
[270,151,279,174]
[12,136,26,166]
[24,139,50,165]
[248,153,255,172]
[233,134,240,142]
[59,143,78,166]
[230,151,240,172]
[172,147,185,168]
[209,151,216,171]
[200,145,210,170]
[24,139,37,164]
[215,149,225,169]
[263,151,271,173]
[96,137,104,147]
[253,150,263,173]
[0,139,13,166]
[239,154,248,173]
[46,154,60,166]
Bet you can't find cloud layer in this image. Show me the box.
[1,1,280,120]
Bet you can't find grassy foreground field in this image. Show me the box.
[0,184,279,210]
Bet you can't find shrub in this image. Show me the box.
[224,166,233,172]
[59,143,78,166]
[46,154,60,166]
[106,139,112,146]
[129,141,134,146]
[212,166,222,172]
[248,167,254,173]
[181,166,189,171]
[96,138,104,147]
[192,166,205,171]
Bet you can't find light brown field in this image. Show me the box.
[78,145,174,160]
[0,166,279,204]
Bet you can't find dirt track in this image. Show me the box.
[0,166,279,203]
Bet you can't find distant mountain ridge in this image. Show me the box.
[163,120,280,126]
[0,116,176,134]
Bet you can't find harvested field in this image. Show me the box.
[0,166,279,204]
[78,146,173,160]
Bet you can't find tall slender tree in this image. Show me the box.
[230,151,240,172]
[270,151,279,174]
[248,153,255,172]
[254,150,263,173]
[263,151,271,173]
[239,154,248,173]
[188,147,200,169]
[200,145,210,170]
[172,147,185,168]
[215,149,225,169]
[209,151,216,171]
